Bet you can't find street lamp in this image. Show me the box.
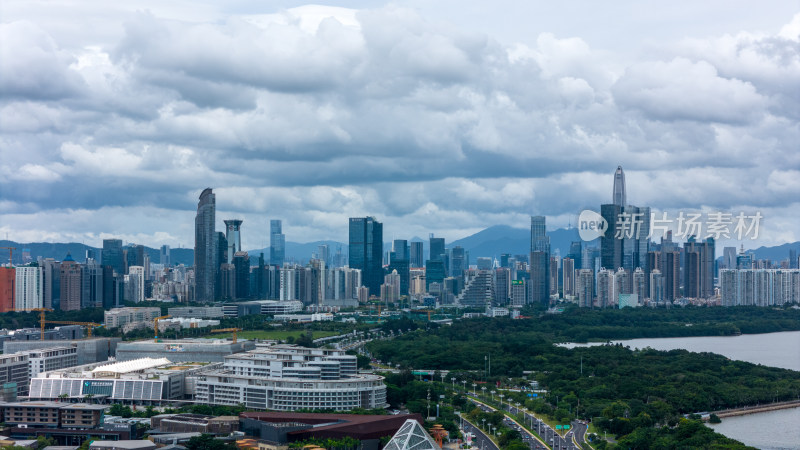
[462,380,466,391]
[451,377,456,389]
[491,390,495,402]
[481,386,486,398]
[499,393,505,409]
[482,418,486,430]
[472,383,477,395]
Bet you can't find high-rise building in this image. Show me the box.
[410,241,424,268]
[567,241,582,271]
[15,265,44,310]
[160,245,171,267]
[596,268,615,308]
[576,269,594,307]
[59,254,82,311]
[388,240,410,297]
[450,246,466,277]
[224,219,244,264]
[721,269,800,306]
[494,268,511,305]
[40,259,60,310]
[126,245,145,274]
[649,269,664,303]
[790,249,798,270]
[529,251,549,305]
[723,247,737,270]
[81,262,103,308]
[663,251,681,301]
[102,239,124,276]
[348,217,383,297]
[125,266,145,303]
[232,252,250,299]
[269,220,286,267]
[684,236,715,299]
[632,267,646,300]
[510,279,526,306]
[425,260,445,291]
[429,236,445,263]
[0,267,14,313]
[549,256,559,296]
[600,203,623,271]
[562,257,575,298]
[528,215,550,305]
[194,188,217,302]
[530,216,550,253]
[613,165,626,206]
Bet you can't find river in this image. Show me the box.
[562,331,800,449]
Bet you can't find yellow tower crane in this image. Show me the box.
[14,308,54,340]
[45,320,102,338]
[211,328,242,343]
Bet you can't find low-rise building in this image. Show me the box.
[28,346,79,378]
[28,358,217,405]
[0,352,31,398]
[89,441,156,450]
[195,345,386,411]
[150,414,239,434]
[104,308,162,329]
[4,338,120,366]
[116,338,255,363]
[167,307,224,319]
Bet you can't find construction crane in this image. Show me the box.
[153,315,171,341]
[211,328,242,343]
[14,308,54,340]
[1,247,16,267]
[417,309,434,321]
[45,320,102,338]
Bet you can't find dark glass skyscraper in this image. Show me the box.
[349,217,383,297]
[389,240,410,297]
[429,236,445,262]
[102,239,124,275]
[270,220,285,267]
[529,215,550,305]
[410,241,424,268]
[194,188,217,302]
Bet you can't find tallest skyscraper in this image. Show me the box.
[613,165,626,206]
[194,188,217,302]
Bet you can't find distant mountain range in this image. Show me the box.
[2,230,798,267]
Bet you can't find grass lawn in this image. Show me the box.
[204,330,339,341]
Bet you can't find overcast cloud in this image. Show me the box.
[0,1,798,252]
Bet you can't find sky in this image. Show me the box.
[1,1,798,252]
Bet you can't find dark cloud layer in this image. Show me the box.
[0,3,798,250]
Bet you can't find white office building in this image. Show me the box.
[15,266,43,310]
[195,345,386,411]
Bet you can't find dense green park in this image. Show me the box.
[368,309,800,449]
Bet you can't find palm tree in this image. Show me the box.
[58,393,68,402]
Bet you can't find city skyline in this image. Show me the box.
[1,2,798,252]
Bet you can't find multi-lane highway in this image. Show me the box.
[470,397,581,450]
[460,415,500,450]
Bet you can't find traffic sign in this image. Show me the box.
[564,425,570,430]
[555,425,562,430]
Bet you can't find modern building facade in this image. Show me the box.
[194,188,217,302]
[195,345,386,411]
[270,220,285,267]
[59,255,82,311]
[14,265,43,310]
[348,217,383,297]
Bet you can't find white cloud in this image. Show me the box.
[0,2,797,252]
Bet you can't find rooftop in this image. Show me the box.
[92,358,172,375]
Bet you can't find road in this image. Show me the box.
[570,420,589,448]
[460,415,500,450]
[471,398,580,450]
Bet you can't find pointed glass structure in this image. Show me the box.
[383,419,440,450]
[613,165,626,206]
